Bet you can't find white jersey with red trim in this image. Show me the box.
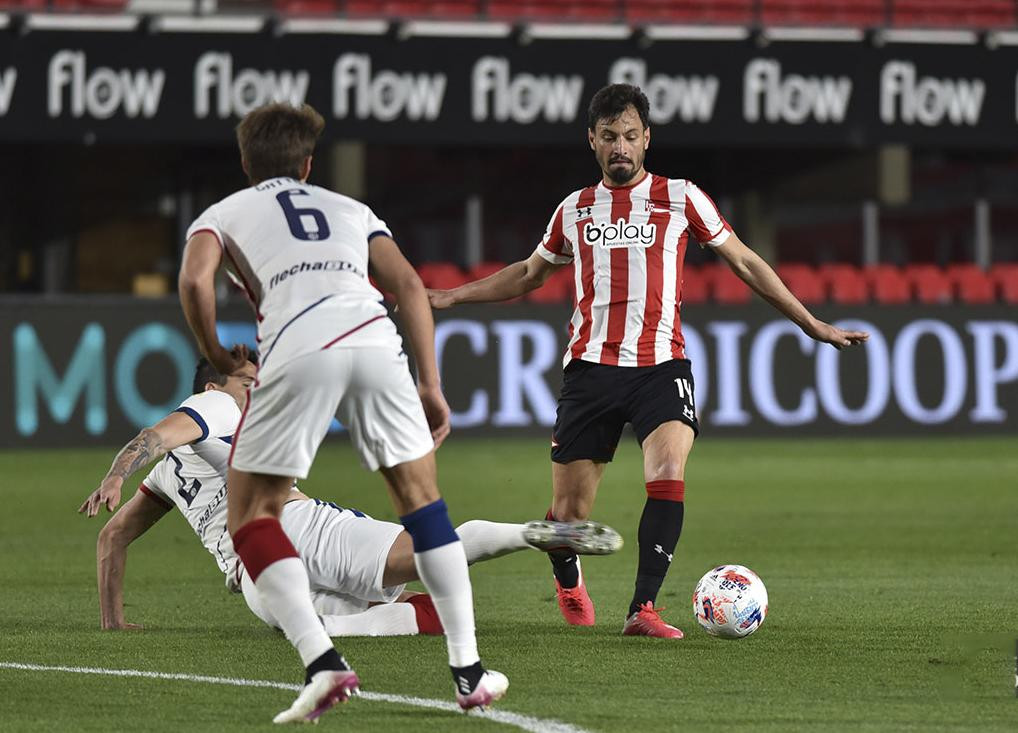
[187,177,399,368]
[140,390,240,578]
[535,172,732,368]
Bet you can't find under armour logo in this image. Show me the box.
[577,206,592,219]
[654,544,674,563]
[683,405,695,421]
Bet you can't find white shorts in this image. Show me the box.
[240,499,407,626]
[230,342,435,477]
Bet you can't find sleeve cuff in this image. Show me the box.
[536,244,573,265]
[368,230,392,243]
[174,406,209,442]
[704,226,732,248]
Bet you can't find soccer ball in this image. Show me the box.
[692,564,768,639]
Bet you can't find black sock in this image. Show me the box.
[545,509,579,588]
[629,497,685,617]
[451,661,485,695]
[305,648,349,685]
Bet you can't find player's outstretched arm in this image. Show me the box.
[428,250,563,309]
[370,235,451,446]
[79,412,204,517]
[714,233,869,350]
[96,491,171,630]
[179,232,246,374]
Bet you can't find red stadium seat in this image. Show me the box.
[625,0,754,24]
[905,264,953,304]
[991,263,1018,304]
[893,0,1016,28]
[947,264,996,304]
[709,263,752,304]
[466,261,507,282]
[819,263,869,305]
[760,0,885,26]
[527,265,574,304]
[416,262,467,290]
[679,264,708,305]
[864,265,911,304]
[276,0,339,15]
[776,263,825,304]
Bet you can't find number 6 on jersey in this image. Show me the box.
[276,189,331,241]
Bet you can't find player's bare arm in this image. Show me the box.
[179,231,248,374]
[96,491,171,630]
[428,250,563,309]
[369,235,451,446]
[79,411,204,517]
[714,233,869,349]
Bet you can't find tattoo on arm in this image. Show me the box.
[105,429,166,482]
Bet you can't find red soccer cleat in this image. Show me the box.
[622,602,684,639]
[555,566,595,626]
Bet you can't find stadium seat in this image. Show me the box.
[905,264,953,304]
[776,263,825,304]
[466,261,507,282]
[416,262,467,290]
[487,0,619,22]
[760,0,885,26]
[527,265,573,303]
[818,263,869,305]
[276,0,338,15]
[864,265,911,304]
[991,263,1018,303]
[709,263,752,304]
[679,264,708,305]
[947,264,996,304]
[892,0,1016,28]
[625,0,754,24]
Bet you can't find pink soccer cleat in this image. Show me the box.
[555,568,595,626]
[272,669,360,724]
[456,670,509,711]
[622,601,684,639]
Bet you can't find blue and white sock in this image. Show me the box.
[401,499,479,669]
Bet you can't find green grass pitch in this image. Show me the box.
[1,436,1016,732]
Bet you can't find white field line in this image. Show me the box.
[0,662,594,733]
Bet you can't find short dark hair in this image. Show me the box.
[235,103,325,184]
[588,83,650,131]
[192,353,259,395]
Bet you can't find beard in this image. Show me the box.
[605,157,640,184]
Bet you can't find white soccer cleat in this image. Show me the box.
[455,670,509,712]
[272,669,360,724]
[523,520,623,556]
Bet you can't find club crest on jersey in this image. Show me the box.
[583,219,656,248]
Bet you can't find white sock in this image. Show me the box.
[456,520,530,564]
[414,541,479,668]
[320,604,419,637]
[253,557,334,667]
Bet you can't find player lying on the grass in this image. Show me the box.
[79,356,622,637]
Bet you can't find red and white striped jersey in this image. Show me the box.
[535,172,732,368]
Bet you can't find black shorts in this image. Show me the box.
[551,358,700,464]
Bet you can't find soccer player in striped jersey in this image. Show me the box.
[429,83,868,638]
[78,357,622,639]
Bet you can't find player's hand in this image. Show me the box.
[78,478,123,517]
[805,320,869,350]
[209,343,250,374]
[427,289,456,310]
[418,383,451,448]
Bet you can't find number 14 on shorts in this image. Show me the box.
[674,377,696,421]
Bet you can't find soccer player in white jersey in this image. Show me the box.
[429,83,869,638]
[79,358,621,638]
[175,103,503,722]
